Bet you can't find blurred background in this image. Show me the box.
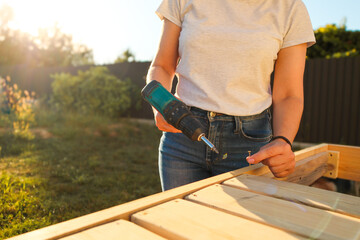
[0,0,359,64]
[0,1,359,239]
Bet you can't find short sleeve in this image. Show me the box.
[156,0,182,27]
[282,0,316,49]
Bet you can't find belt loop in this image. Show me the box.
[207,111,213,122]
[234,116,241,134]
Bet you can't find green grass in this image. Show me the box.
[0,111,162,239]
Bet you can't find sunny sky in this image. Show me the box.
[1,0,360,64]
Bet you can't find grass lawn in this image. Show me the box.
[0,112,162,239]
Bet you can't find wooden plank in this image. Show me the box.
[7,163,268,240]
[7,144,330,240]
[293,143,328,160]
[245,144,329,178]
[328,144,360,181]
[323,151,340,179]
[59,220,165,240]
[131,199,306,240]
[223,174,360,218]
[186,184,360,240]
[261,152,328,185]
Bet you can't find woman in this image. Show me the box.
[147,0,315,191]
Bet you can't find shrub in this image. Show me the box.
[50,67,139,118]
[0,76,35,138]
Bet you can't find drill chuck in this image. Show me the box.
[141,80,219,153]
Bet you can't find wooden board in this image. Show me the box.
[245,144,329,178]
[293,143,328,160]
[8,144,331,240]
[131,199,306,240]
[186,184,360,240]
[7,164,267,240]
[323,150,340,178]
[59,220,165,240]
[328,144,360,181]
[223,174,360,218]
[261,152,328,185]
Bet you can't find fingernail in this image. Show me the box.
[247,158,255,164]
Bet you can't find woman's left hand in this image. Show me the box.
[246,139,295,178]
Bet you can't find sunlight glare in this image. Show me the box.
[1,0,74,36]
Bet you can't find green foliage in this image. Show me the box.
[0,76,35,138]
[0,5,93,67]
[50,66,139,118]
[307,24,360,59]
[0,173,51,239]
[0,112,161,239]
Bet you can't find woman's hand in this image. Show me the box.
[246,139,295,178]
[154,109,182,133]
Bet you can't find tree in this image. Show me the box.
[0,5,36,66]
[0,5,94,67]
[114,49,136,63]
[307,24,360,59]
[35,24,94,67]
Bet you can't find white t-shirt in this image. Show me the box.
[156,0,316,116]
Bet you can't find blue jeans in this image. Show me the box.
[159,107,272,191]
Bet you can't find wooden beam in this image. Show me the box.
[131,199,307,240]
[7,164,267,240]
[186,184,360,240]
[328,144,360,181]
[293,143,328,160]
[8,144,331,240]
[59,220,165,240]
[323,151,340,179]
[261,152,328,185]
[243,143,329,179]
[223,174,360,218]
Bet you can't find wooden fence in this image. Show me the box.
[297,56,360,146]
[0,57,359,146]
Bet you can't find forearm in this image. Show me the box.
[272,96,303,143]
[146,64,175,92]
[272,43,307,143]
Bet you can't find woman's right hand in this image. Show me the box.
[154,109,182,133]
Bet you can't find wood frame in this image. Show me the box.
[8,143,360,240]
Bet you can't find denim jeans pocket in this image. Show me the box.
[240,112,272,142]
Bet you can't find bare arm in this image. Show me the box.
[272,43,306,142]
[247,43,307,177]
[146,18,181,132]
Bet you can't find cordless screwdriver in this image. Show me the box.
[141,80,219,154]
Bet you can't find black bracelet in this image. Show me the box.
[271,136,292,148]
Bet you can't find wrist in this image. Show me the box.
[271,136,292,148]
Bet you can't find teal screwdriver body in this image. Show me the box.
[141,80,219,154]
